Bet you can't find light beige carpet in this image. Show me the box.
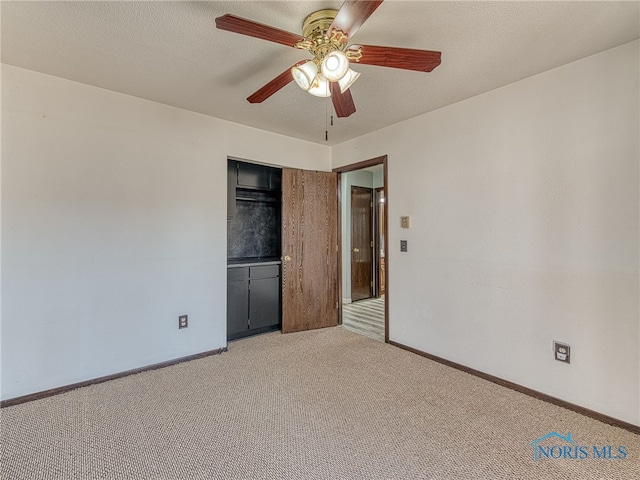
[1,326,638,479]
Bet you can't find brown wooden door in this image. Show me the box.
[281,168,338,333]
[351,186,373,302]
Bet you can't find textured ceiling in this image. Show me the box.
[2,1,638,145]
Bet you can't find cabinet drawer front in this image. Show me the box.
[227,267,248,282]
[250,264,279,279]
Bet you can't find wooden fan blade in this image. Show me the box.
[330,82,356,118]
[328,0,384,41]
[216,14,307,48]
[348,44,441,72]
[247,61,306,103]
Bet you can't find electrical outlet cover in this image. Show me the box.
[554,341,570,364]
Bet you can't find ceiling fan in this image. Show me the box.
[215,0,441,118]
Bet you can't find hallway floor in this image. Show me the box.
[341,297,385,342]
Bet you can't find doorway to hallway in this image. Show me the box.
[334,156,388,343]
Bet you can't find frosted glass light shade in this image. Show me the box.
[338,68,361,93]
[321,51,349,81]
[308,74,331,97]
[292,61,318,91]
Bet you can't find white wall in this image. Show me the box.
[3,39,639,426]
[1,65,330,401]
[332,40,640,426]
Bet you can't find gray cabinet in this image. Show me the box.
[237,162,271,190]
[227,267,248,337]
[248,265,280,330]
[227,160,238,219]
[228,160,282,219]
[235,161,281,191]
[227,264,280,340]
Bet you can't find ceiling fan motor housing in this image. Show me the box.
[297,9,345,61]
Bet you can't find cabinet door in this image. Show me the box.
[249,276,280,330]
[227,268,249,338]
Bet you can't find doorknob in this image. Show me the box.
[284,255,291,261]
[352,248,360,253]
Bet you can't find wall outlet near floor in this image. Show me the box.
[554,341,570,363]
[179,314,188,329]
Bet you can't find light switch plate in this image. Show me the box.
[401,216,411,228]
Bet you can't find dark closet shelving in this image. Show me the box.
[235,196,278,203]
[227,159,283,342]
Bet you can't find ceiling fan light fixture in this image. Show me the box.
[321,50,350,81]
[308,74,331,97]
[292,60,318,91]
[338,68,361,93]
[216,4,441,118]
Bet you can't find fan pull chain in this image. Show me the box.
[325,95,329,142]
